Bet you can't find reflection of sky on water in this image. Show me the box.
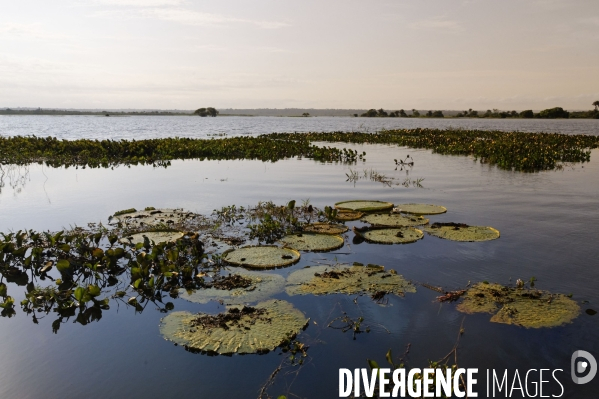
[0,145,598,398]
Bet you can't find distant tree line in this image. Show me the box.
[194,107,219,117]
[357,102,599,119]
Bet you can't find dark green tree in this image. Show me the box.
[399,109,407,117]
[593,101,599,111]
[539,107,569,119]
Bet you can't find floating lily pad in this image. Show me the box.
[425,223,500,242]
[334,210,364,221]
[303,223,348,235]
[109,208,194,227]
[286,264,415,297]
[120,231,184,245]
[394,203,447,215]
[362,213,429,227]
[180,268,285,305]
[334,200,394,212]
[223,246,300,269]
[279,233,344,252]
[159,299,308,355]
[457,282,580,328]
[358,227,423,244]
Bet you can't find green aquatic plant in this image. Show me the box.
[302,222,348,235]
[110,208,196,228]
[425,223,500,242]
[361,213,429,227]
[394,203,447,215]
[279,233,345,252]
[355,227,424,244]
[457,282,580,328]
[335,200,394,212]
[333,210,365,221]
[285,264,415,298]
[222,246,300,269]
[119,231,184,245]
[179,268,285,305]
[159,299,308,355]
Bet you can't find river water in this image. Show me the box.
[0,116,598,398]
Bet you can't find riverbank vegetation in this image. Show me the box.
[1,129,597,171]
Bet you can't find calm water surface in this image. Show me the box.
[1,115,598,140]
[0,119,598,398]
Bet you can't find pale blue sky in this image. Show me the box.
[1,0,598,110]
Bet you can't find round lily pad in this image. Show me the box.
[425,223,500,242]
[120,231,184,245]
[160,299,308,355]
[179,268,285,305]
[223,246,300,269]
[359,227,423,244]
[286,264,415,297]
[394,203,447,215]
[110,208,195,227]
[362,213,429,227]
[334,200,394,212]
[334,210,364,221]
[279,233,344,252]
[457,283,580,328]
[303,223,348,235]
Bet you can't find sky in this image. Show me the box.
[1,0,598,110]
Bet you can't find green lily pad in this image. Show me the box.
[120,231,184,245]
[358,227,424,244]
[334,200,394,212]
[457,283,580,328]
[425,223,500,242]
[361,213,429,227]
[110,208,194,227]
[279,233,344,252]
[223,246,300,269]
[286,264,415,297]
[159,299,308,355]
[334,210,365,221]
[394,203,447,215]
[303,223,348,235]
[180,268,285,305]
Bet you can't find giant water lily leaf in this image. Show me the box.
[303,223,348,235]
[334,210,364,221]
[159,299,308,355]
[180,268,285,305]
[279,233,344,252]
[395,203,447,215]
[334,200,394,212]
[425,223,499,242]
[286,264,415,297]
[457,283,579,328]
[361,213,429,227]
[223,246,300,269]
[110,208,194,227]
[120,231,184,245]
[358,227,423,244]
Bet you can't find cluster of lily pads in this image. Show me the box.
[1,128,597,171]
[0,199,581,354]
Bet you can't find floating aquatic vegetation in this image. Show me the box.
[223,246,300,269]
[110,208,195,227]
[457,282,580,328]
[361,213,429,227]
[119,231,184,245]
[179,268,285,305]
[394,203,447,215]
[356,227,424,244]
[334,210,365,221]
[159,299,308,355]
[334,200,394,212]
[302,222,348,235]
[279,233,344,252]
[425,223,500,242]
[286,264,415,298]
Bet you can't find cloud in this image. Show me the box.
[409,16,463,32]
[0,23,68,40]
[89,0,187,6]
[91,7,289,29]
